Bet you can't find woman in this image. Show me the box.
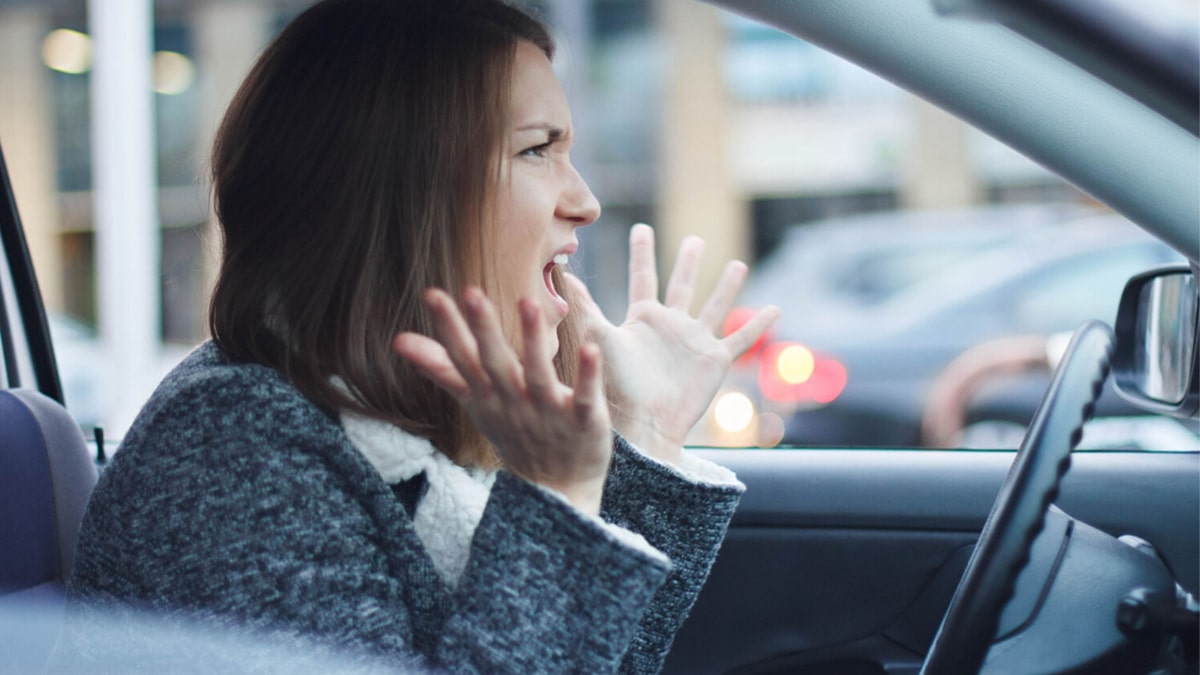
[62,0,777,672]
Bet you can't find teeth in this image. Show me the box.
[553,253,568,265]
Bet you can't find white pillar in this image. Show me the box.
[656,0,747,304]
[901,96,983,210]
[88,0,160,433]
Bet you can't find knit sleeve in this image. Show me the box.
[61,350,675,674]
[600,435,745,674]
[440,471,672,673]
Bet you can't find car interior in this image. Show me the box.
[1,0,1197,673]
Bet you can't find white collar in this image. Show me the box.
[340,411,495,588]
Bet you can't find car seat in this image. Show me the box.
[0,388,98,670]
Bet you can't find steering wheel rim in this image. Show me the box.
[919,320,1115,675]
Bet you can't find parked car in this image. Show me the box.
[0,0,1196,673]
[694,211,1193,449]
[738,203,1096,329]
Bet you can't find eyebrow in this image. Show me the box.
[515,123,566,141]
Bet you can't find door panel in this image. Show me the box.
[663,449,1199,674]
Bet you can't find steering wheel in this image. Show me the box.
[919,320,1115,675]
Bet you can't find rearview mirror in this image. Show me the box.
[1113,265,1199,417]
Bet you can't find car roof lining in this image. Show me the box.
[707,0,1200,264]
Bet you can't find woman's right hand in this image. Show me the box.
[393,287,612,516]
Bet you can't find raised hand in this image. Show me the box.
[565,224,779,465]
[392,287,612,515]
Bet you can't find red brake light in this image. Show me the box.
[809,358,848,404]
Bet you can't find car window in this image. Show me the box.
[0,225,29,390]
[1,0,1195,454]
[1012,243,1184,334]
[1,146,54,396]
[842,246,987,305]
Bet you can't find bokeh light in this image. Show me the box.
[153,51,195,95]
[776,343,815,384]
[714,391,755,433]
[43,29,93,74]
[756,412,786,447]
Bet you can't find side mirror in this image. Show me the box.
[1112,265,1199,418]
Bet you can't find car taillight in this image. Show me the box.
[758,341,848,405]
[808,358,848,404]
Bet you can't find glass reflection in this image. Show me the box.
[1133,272,1197,404]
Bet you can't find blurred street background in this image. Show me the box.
[0,0,1195,445]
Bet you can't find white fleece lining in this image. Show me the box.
[341,412,495,587]
[623,440,745,490]
[340,413,668,585]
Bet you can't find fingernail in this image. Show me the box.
[464,288,484,312]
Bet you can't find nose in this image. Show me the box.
[558,162,601,227]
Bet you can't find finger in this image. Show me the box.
[696,259,749,331]
[392,332,472,400]
[562,272,599,317]
[461,287,524,397]
[628,223,658,307]
[424,288,491,392]
[572,342,605,427]
[664,236,704,311]
[562,273,610,335]
[724,305,781,358]
[519,298,560,405]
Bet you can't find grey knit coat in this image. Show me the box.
[60,342,742,673]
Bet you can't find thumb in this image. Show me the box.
[563,273,610,334]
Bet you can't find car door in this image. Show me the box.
[659,0,1200,673]
[664,447,1198,674]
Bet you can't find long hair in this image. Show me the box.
[209,0,575,466]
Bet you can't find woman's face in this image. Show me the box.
[488,40,600,356]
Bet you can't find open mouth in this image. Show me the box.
[543,253,570,316]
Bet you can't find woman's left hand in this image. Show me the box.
[565,223,779,465]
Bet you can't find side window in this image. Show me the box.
[0,152,42,394]
[0,232,25,389]
[1013,244,1183,334]
[1,144,61,396]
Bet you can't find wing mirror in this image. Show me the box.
[1112,265,1199,418]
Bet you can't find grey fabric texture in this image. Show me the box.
[59,342,742,674]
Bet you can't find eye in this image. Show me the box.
[519,142,552,159]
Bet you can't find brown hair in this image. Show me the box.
[209,0,572,466]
